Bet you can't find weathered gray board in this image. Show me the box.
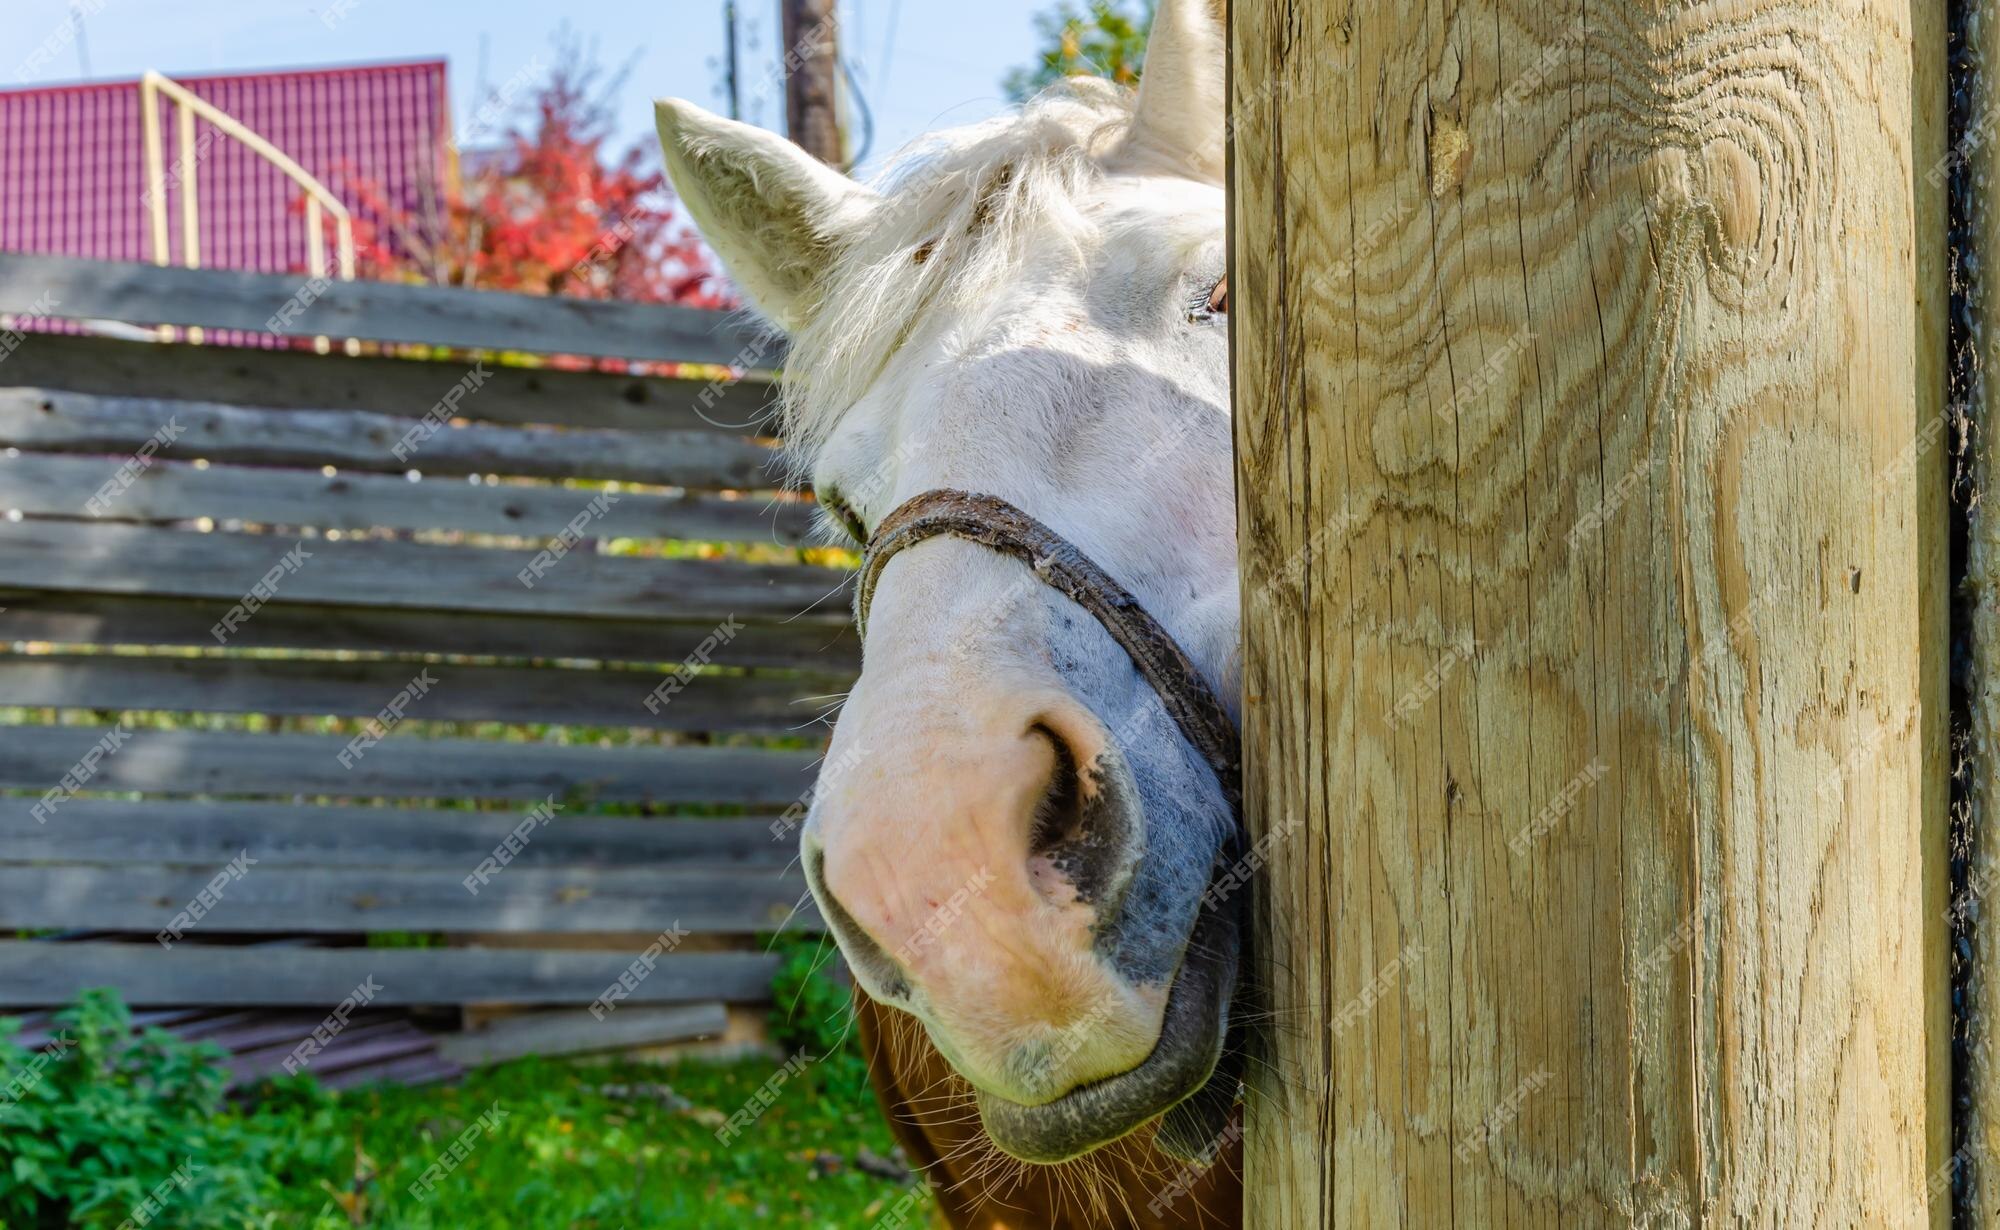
[0,454,815,544]
[0,331,778,434]
[0,865,816,934]
[0,520,850,622]
[0,726,821,805]
[0,653,846,735]
[0,389,782,489]
[0,800,797,868]
[0,253,782,368]
[0,587,859,671]
[0,943,782,1008]
[438,1004,731,1066]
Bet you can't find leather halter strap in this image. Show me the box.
[855,489,1242,821]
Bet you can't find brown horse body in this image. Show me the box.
[856,992,1242,1229]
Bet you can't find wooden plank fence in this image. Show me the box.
[0,257,842,1025]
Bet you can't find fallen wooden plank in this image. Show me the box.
[436,1003,730,1066]
[0,454,816,544]
[0,521,850,622]
[0,941,783,1007]
[0,864,817,934]
[0,254,784,368]
[0,800,799,868]
[0,725,821,804]
[0,331,776,434]
[0,589,860,672]
[0,653,848,735]
[0,389,784,490]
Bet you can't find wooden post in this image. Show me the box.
[1228,2,1949,1223]
[780,0,843,166]
[1964,0,2000,1219]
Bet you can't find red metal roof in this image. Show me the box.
[0,59,450,275]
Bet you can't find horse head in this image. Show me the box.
[657,0,1239,1165]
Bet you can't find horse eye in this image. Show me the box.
[1188,275,1229,322]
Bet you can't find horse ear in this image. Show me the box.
[1116,0,1227,182]
[655,99,878,332]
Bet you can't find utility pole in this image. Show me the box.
[779,0,842,165]
[723,0,743,121]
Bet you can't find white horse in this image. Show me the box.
[657,0,1242,1179]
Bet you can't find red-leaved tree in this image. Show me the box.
[342,35,730,310]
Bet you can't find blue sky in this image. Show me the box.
[9,0,1046,177]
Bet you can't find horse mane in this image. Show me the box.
[774,77,1138,477]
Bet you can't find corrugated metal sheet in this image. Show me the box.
[0,59,450,275]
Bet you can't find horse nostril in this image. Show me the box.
[1025,721,1136,912]
[1028,723,1087,858]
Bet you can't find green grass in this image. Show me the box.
[229,1053,926,1229]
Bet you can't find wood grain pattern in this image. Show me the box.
[0,652,847,735]
[0,332,777,434]
[1229,0,1948,1224]
[436,1004,729,1065]
[0,389,784,490]
[0,799,796,868]
[0,520,847,622]
[0,725,820,805]
[0,254,779,368]
[0,864,816,935]
[0,588,859,671]
[0,942,781,1008]
[0,454,815,544]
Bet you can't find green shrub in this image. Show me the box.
[766,938,873,1106]
[0,989,268,1229]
